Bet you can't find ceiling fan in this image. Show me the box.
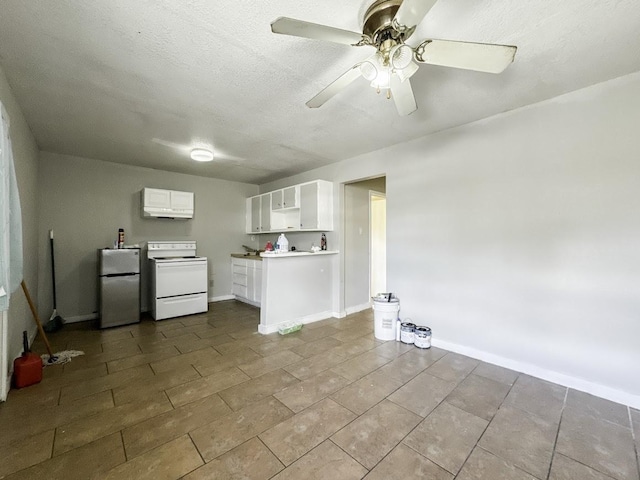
[271,0,517,116]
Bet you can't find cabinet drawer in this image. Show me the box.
[232,273,248,286]
[233,284,248,298]
[232,264,247,275]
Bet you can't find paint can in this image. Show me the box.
[414,326,432,349]
[400,322,416,344]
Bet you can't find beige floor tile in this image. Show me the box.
[274,370,351,413]
[112,364,201,405]
[194,347,263,377]
[445,373,511,421]
[214,336,272,355]
[332,399,422,469]
[249,336,305,356]
[149,347,221,375]
[106,345,180,373]
[190,396,293,461]
[364,443,453,480]
[283,351,349,380]
[405,402,488,475]
[329,335,381,360]
[260,398,356,466]
[472,361,520,386]
[58,364,153,404]
[237,350,304,378]
[165,367,250,407]
[503,374,566,424]
[377,348,444,383]
[273,440,368,480]
[456,447,538,480]
[219,369,300,411]
[331,369,404,415]
[371,340,417,359]
[0,390,115,447]
[565,389,630,427]
[4,432,125,480]
[62,346,140,372]
[549,453,620,480]
[95,435,203,480]
[0,430,55,478]
[54,397,173,455]
[479,405,557,479]
[425,352,479,384]
[330,325,373,343]
[183,437,283,480]
[123,394,231,458]
[331,350,393,382]
[632,409,640,464]
[290,336,343,358]
[556,408,639,480]
[296,325,341,342]
[388,371,457,417]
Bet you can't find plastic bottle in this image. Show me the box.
[277,233,289,252]
[320,233,327,251]
[118,228,125,249]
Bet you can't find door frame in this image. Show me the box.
[369,190,386,298]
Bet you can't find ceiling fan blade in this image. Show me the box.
[414,39,517,73]
[271,17,367,46]
[390,75,417,116]
[393,0,438,29]
[306,65,363,108]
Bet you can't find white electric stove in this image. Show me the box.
[147,241,208,320]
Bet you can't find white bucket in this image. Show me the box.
[372,296,400,341]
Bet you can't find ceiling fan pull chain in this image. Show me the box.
[353,35,374,47]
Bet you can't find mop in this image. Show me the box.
[20,280,84,365]
[43,230,63,332]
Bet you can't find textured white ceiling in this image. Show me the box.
[1,0,639,184]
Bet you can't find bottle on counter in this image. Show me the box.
[118,228,125,249]
[320,233,327,251]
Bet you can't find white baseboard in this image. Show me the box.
[333,311,347,319]
[345,302,372,316]
[258,310,334,335]
[63,313,97,324]
[432,338,640,410]
[208,295,235,303]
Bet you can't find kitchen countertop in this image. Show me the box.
[260,250,339,258]
[231,253,263,261]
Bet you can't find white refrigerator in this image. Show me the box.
[98,248,140,328]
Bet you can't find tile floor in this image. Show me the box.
[1,300,638,479]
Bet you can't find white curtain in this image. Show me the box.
[0,101,23,311]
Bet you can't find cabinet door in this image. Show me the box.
[282,186,298,208]
[260,194,271,232]
[144,188,171,209]
[271,190,283,210]
[250,196,261,233]
[170,191,194,210]
[299,182,319,229]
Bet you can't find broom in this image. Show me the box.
[20,280,83,365]
[43,230,63,333]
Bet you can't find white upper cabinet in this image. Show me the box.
[142,188,194,219]
[245,180,333,233]
[299,181,333,231]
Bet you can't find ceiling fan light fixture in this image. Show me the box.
[359,61,378,82]
[190,148,214,162]
[390,44,413,70]
[395,61,419,81]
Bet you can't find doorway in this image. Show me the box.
[343,177,386,313]
[370,191,386,296]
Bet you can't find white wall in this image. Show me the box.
[37,153,258,320]
[260,72,640,407]
[344,178,386,311]
[0,65,40,395]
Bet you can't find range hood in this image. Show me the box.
[141,188,194,219]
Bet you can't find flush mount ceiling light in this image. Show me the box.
[190,148,214,162]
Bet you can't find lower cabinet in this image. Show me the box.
[231,257,262,307]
